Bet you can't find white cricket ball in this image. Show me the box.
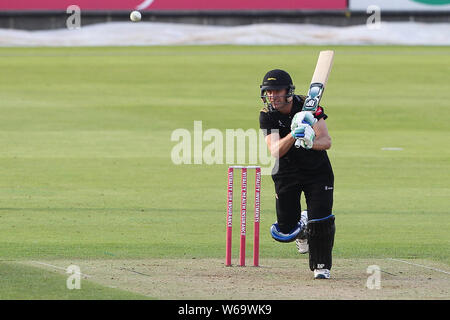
[130,11,142,22]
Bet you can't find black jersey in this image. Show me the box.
[259,95,333,180]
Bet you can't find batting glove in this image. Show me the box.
[291,124,307,139]
[300,125,315,149]
[291,111,317,131]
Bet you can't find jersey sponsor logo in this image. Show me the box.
[325,186,333,190]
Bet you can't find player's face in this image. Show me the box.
[265,89,289,109]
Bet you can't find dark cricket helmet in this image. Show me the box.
[260,69,295,100]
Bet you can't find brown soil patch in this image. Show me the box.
[22,258,449,300]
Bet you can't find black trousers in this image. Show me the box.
[272,172,334,234]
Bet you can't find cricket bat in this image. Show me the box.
[294,50,334,148]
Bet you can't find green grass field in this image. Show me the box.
[0,46,449,299]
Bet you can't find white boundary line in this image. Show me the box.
[387,258,450,275]
[30,261,92,278]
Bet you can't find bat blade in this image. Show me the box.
[311,50,334,87]
[295,50,334,148]
[302,50,334,113]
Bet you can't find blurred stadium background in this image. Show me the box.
[0,0,449,46]
[1,1,450,28]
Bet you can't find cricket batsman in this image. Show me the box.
[259,69,335,279]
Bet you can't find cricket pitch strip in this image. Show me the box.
[20,258,449,300]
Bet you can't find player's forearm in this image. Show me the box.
[270,134,295,158]
[312,135,332,150]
